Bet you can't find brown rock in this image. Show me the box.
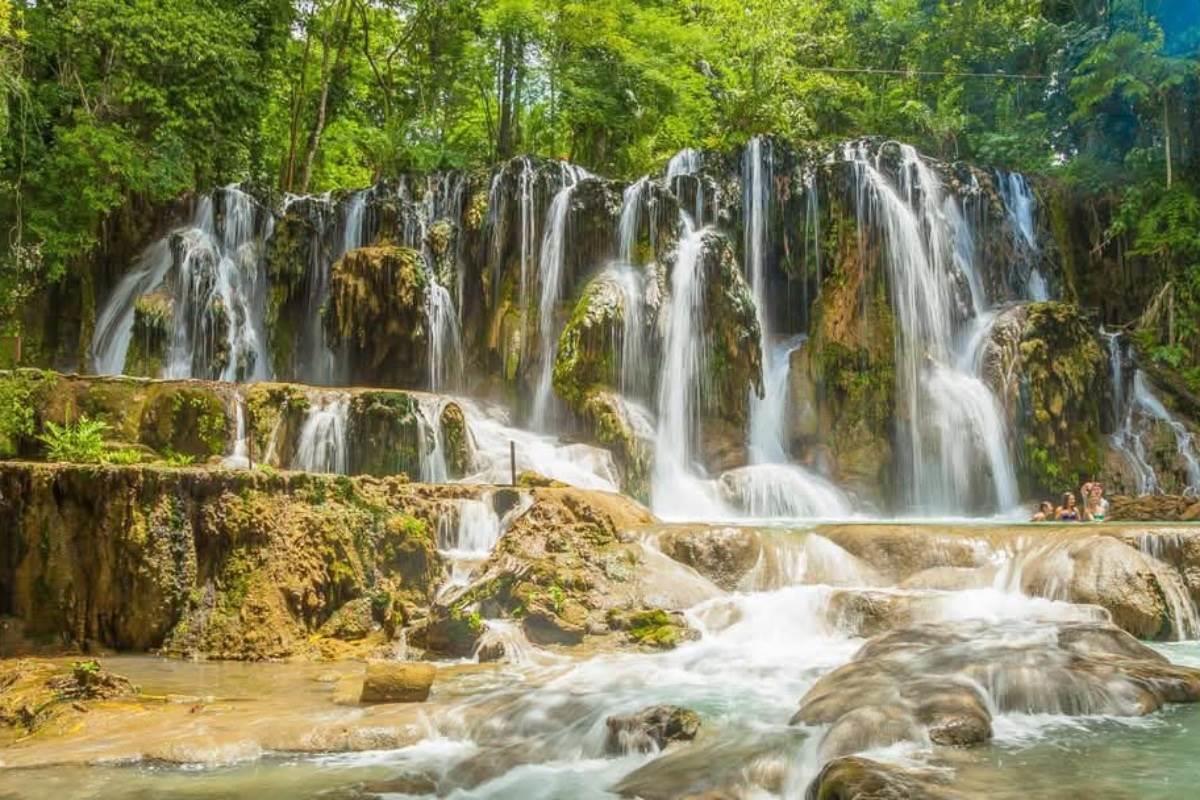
[359,661,436,704]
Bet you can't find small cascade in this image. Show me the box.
[473,620,549,666]
[341,188,371,254]
[437,495,503,587]
[801,169,822,324]
[719,465,851,519]
[997,170,1048,300]
[517,158,538,300]
[1105,330,1200,494]
[289,193,339,386]
[666,147,704,223]
[427,284,464,393]
[530,165,588,426]
[221,392,250,469]
[417,396,451,483]
[748,335,806,465]
[617,177,649,264]
[600,264,648,400]
[843,142,1017,514]
[457,398,621,491]
[292,393,350,474]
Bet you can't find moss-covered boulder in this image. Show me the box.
[244,382,311,466]
[981,302,1104,493]
[552,271,629,409]
[805,210,896,502]
[416,487,659,654]
[580,390,654,502]
[137,385,230,460]
[439,401,473,479]
[126,291,173,377]
[348,391,425,478]
[326,246,429,387]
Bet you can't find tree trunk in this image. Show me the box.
[299,0,353,194]
[1163,93,1173,188]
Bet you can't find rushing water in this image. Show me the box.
[1106,331,1200,494]
[7,524,1200,799]
[843,142,1018,515]
[292,393,350,474]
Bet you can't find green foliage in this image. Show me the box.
[0,374,36,457]
[38,416,109,464]
[162,450,198,468]
[103,448,145,465]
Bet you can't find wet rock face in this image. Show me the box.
[416,487,659,655]
[791,619,1200,764]
[806,756,963,800]
[654,526,763,591]
[604,705,700,755]
[326,246,430,387]
[359,661,436,703]
[0,462,463,659]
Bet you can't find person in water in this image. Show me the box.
[1031,500,1054,522]
[1084,482,1109,522]
[1055,492,1080,521]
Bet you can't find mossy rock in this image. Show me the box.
[607,608,696,650]
[326,246,429,386]
[581,390,652,503]
[126,291,172,377]
[137,385,230,459]
[348,391,424,477]
[552,272,627,409]
[1014,302,1104,492]
[439,402,473,479]
[244,383,311,466]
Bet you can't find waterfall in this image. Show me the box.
[221,391,250,469]
[427,284,464,393]
[598,264,648,400]
[293,393,349,474]
[418,396,450,483]
[518,158,537,302]
[652,223,728,519]
[666,148,704,224]
[748,335,806,465]
[742,137,781,464]
[92,188,271,381]
[1106,331,1200,495]
[530,165,587,426]
[341,188,370,255]
[91,237,175,375]
[844,142,1017,514]
[166,189,271,382]
[617,177,649,264]
[997,170,1048,300]
[802,170,822,326]
[290,193,338,386]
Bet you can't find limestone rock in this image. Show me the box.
[604,705,701,755]
[359,661,436,703]
[655,526,763,591]
[805,756,963,800]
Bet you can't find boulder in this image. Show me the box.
[655,526,763,591]
[1018,536,1173,639]
[805,756,963,800]
[604,705,701,755]
[359,661,436,703]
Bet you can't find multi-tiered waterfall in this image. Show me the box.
[89,138,1111,520]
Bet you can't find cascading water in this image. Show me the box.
[748,335,806,465]
[221,391,250,469]
[93,187,272,381]
[617,177,648,264]
[1107,331,1200,495]
[666,147,704,224]
[844,142,1018,514]
[417,396,451,483]
[289,193,339,386]
[652,223,729,519]
[742,136,783,464]
[530,165,587,426]
[997,170,1048,300]
[293,393,350,474]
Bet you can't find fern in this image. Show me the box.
[39,416,110,463]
